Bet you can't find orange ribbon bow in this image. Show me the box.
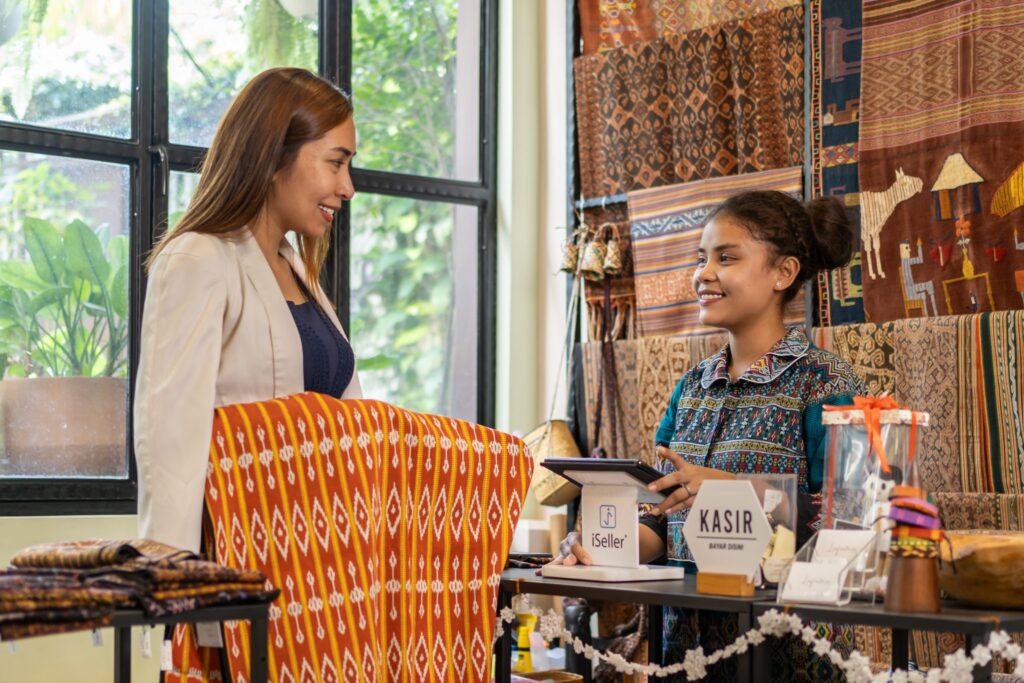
[825,395,917,473]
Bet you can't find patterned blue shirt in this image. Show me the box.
[647,327,866,563]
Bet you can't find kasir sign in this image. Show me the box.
[682,480,772,577]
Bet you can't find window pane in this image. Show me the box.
[168,171,200,231]
[0,151,131,478]
[350,196,478,420]
[0,3,132,138]
[169,0,319,147]
[353,0,481,181]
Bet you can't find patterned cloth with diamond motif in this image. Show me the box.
[574,5,804,201]
[164,393,531,683]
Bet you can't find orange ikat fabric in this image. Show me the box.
[164,393,532,683]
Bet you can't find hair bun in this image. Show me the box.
[804,196,854,271]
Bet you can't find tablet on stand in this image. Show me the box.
[538,458,686,582]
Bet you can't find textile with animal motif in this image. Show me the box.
[164,394,531,683]
[858,0,1024,322]
[575,6,804,200]
[628,167,806,337]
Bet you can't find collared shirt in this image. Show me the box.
[647,327,866,563]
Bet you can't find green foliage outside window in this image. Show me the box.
[0,0,466,415]
[0,217,128,379]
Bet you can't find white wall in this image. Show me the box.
[0,4,568,681]
[495,0,569,523]
[494,0,570,436]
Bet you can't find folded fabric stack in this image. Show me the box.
[887,485,943,560]
[0,539,277,640]
[0,569,136,639]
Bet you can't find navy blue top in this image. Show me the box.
[286,277,355,398]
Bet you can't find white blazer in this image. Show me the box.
[134,229,362,552]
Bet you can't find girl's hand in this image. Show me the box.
[648,446,736,516]
[546,531,592,567]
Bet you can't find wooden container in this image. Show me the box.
[516,672,584,682]
[886,555,940,613]
[938,530,1024,609]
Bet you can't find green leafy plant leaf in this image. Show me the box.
[0,261,47,292]
[28,285,70,315]
[23,216,64,284]
[109,265,128,318]
[64,219,110,286]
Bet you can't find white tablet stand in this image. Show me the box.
[541,471,686,583]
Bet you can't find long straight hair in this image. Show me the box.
[147,68,353,295]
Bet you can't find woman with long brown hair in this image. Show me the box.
[135,68,362,552]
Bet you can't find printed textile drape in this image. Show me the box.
[165,394,531,683]
[812,311,1023,496]
[574,6,804,201]
[628,167,805,337]
[577,0,801,55]
[810,0,867,326]
[858,0,1024,322]
[581,333,729,459]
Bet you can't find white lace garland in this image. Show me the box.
[495,604,1024,683]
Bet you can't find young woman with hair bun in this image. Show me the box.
[134,68,363,554]
[553,191,866,680]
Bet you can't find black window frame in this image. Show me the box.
[0,0,499,515]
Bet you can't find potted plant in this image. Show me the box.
[0,216,128,477]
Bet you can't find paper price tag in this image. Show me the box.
[141,626,152,659]
[780,562,845,604]
[196,622,224,648]
[91,629,103,648]
[7,642,16,654]
[812,529,876,564]
[763,489,784,514]
[160,639,173,672]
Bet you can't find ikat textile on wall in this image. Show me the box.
[810,0,867,326]
[628,167,805,337]
[577,0,801,55]
[858,0,1024,323]
[953,312,1024,494]
[165,394,531,683]
[811,322,895,397]
[582,339,644,460]
[581,334,727,461]
[936,492,1024,531]
[812,311,1023,496]
[891,317,962,493]
[574,6,804,201]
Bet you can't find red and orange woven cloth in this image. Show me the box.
[166,394,531,683]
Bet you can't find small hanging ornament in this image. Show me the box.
[579,227,607,281]
[558,233,580,274]
[603,228,623,276]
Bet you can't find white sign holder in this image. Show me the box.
[682,480,773,596]
[542,478,686,583]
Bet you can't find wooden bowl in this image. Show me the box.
[939,530,1024,608]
